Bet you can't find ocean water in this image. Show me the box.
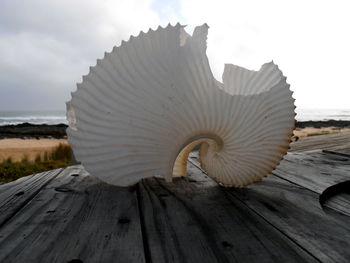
[0,109,349,126]
[0,110,67,126]
[295,108,350,121]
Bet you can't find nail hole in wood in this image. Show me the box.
[46,210,55,213]
[55,187,72,193]
[67,259,83,263]
[15,191,24,196]
[221,241,233,249]
[71,173,79,177]
[118,217,131,224]
[261,201,278,212]
[128,185,137,192]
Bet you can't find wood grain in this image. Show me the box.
[190,152,350,262]
[290,132,350,152]
[320,180,350,217]
[323,149,350,158]
[0,168,63,227]
[138,162,317,263]
[1,143,349,262]
[0,166,145,263]
[273,152,350,194]
[224,175,350,263]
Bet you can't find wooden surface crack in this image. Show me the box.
[0,168,64,229]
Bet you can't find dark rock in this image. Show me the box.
[296,120,350,129]
[0,123,68,139]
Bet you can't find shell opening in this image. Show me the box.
[171,134,224,179]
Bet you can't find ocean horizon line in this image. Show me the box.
[1,108,350,126]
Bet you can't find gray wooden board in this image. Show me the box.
[290,132,350,152]
[189,151,350,193]
[189,152,350,262]
[0,168,63,227]
[0,165,145,263]
[138,162,317,263]
[322,190,350,217]
[191,151,349,217]
[318,151,350,216]
[273,152,350,194]
[224,175,350,263]
[323,149,350,158]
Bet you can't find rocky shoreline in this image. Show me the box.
[0,123,68,139]
[295,120,350,129]
[1,121,350,139]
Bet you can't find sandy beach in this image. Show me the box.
[293,126,350,138]
[0,138,68,162]
[0,121,349,163]
[0,127,349,163]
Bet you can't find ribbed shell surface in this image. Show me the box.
[66,23,295,187]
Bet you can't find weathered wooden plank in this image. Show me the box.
[0,166,145,263]
[322,193,350,216]
[290,132,350,152]
[260,151,350,218]
[0,168,63,227]
[320,180,350,217]
[323,149,350,158]
[189,152,350,261]
[273,152,350,194]
[224,175,350,263]
[138,162,317,263]
[273,151,350,216]
[190,151,350,195]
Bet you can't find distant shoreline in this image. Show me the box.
[1,120,350,139]
[295,120,350,128]
[0,123,67,139]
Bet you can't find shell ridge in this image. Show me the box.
[68,23,296,187]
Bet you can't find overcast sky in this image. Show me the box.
[0,0,349,111]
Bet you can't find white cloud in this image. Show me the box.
[0,0,162,110]
[179,0,350,109]
[0,0,349,110]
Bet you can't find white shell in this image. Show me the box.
[66,23,295,187]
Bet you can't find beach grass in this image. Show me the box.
[0,143,72,183]
[307,131,331,136]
